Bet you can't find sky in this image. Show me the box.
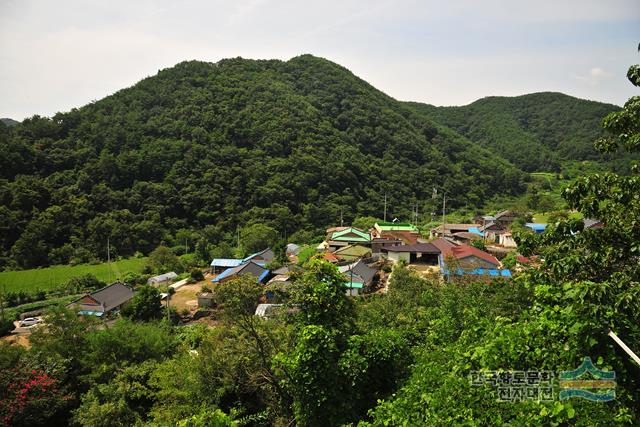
[0,0,638,120]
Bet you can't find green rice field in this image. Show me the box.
[0,257,148,293]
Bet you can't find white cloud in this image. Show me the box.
[574,67,614,86]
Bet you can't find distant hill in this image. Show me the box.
[0,55,526,268]
[1,118,19,127]
[405,92,620,172]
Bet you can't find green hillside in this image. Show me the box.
[0,257,148,293]
[0,55,525,269]
[406,92,622,172]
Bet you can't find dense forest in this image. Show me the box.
[406,92,626,172]
[0,55,527,269]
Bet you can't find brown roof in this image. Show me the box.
[430,237,456,253]
[432,223,478,232]
[68,282,134,313]
[380,230,420,244]
[450,244,500,266]
[452,232,482,240]
[382,243,440,254]
[322,252,340,263]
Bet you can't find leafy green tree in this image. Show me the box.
[72,361,158,427]
[177,408,236,427]
[147,245,181,274]
[351,216,379,231]
[240,224,278,255]
[121,285,163,321]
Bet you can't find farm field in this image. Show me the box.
[0,257,148,293]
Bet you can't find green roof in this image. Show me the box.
[375,222,419,232]
[342,280,364,289]
[334,244,371,256]
[331,227,371,242]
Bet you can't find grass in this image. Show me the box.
[5,295,79,321]
[0,257,148,294]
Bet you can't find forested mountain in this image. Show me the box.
[406,92,621,172]
[0,118,19,127]
[0,55,526,269]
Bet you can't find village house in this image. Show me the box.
[498,231,517,248]
[370,237,402,257]
[333,244,372,262]
[441,244,501,270]
[67,282,135,317]
[429,223,479,239]
[493,210,519,228]
[210,248,274,274]
[211,260,270,284]
[371,222,422,245]
[381,243,440,266]
[338,259,377,296]
[327,226,371,245]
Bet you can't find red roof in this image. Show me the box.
[323,252,339,263]
[449,244,500,266]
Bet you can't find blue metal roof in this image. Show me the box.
[442,267,512,278]
[525,223,547,233]
[211,262,270,283]
[211,267,236,282]
[210,258,243,268]
[468,227,484,236]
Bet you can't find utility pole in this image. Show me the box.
[340,209,343,227]
[0,284,5,322]
[442,193,447,239]
[107,238,111,284]
[384,194,387,222]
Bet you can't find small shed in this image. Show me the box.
[147,272,178,286]
[197,292,215,308]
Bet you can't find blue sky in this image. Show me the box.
[0,0,638,120]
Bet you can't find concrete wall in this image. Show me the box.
[387,251,410,264]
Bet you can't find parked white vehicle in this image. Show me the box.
[18,317,41,327]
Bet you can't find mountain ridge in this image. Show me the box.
[405,91,620,172]
[0,54,527,268]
